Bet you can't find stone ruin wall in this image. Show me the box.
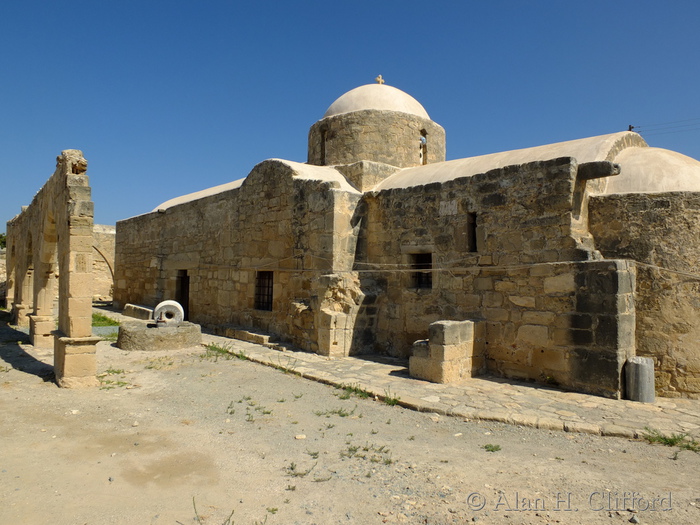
[0,248,6,308]
[92,225,115,300]
[114,160,361,354]
[590,192,700,398]
[352,157,635,398]
[5,150,100,387]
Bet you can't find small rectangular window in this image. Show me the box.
[254,271,273,311]
[410,253,432,289]
[467,212,478,253]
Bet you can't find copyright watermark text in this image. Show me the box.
[465,491,672,512]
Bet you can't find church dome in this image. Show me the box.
[323,83,431,119]
[603,147,700,194]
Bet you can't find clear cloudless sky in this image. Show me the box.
[2,1,699,229]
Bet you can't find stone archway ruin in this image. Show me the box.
[6,150,99,387]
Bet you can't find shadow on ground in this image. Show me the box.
[0,310,54,381]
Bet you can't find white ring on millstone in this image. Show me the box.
[153,300,184,325]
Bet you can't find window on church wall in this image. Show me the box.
[410,253,433,289]
[467,212,478,253]
[419,130,428,165]
[254,271,273,311]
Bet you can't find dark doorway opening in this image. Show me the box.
[176,270,190,320]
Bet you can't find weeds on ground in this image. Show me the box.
[383,388,401,406]
[483,444,501,453]
[180,496,235,525]
[334,383,371,400]
[101,331,119,342]
[98,366,130,390]
[286,461,317,478]
[270,355,299,375]
[0,365,11,373]
[144,356,175,369]
[92,313,120,326]
[340,442,394,464]
[314,405,357,418]
[200,343,248,362]
[642,427,700,454]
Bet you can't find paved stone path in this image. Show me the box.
[201,332,700,441]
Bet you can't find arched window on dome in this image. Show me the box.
[419,130,428,165]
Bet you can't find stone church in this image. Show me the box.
[113,81,700,399]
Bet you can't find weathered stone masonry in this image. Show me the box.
[352,157,635,398]
[113,82,700,399]
[6,150,100,387]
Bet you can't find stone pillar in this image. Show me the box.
[29,266,56,347]
[54,335,101,388]
[29,315,55,349]
[12,303,30,327]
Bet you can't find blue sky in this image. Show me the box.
[2,1,699,230]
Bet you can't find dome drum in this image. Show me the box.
[308,109,445,168]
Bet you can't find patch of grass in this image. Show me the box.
[98,366,130,390]
[92,313,120,327]
[335,383,371,400]
[314,405,357,418]
[271,355,298,374]
[483,444,501,453]
[200,343,249,362]
[286,461,317,478]
[293,392,304,399]
[306,450,319,459]
[341,442,393,465]
[0,365,12,373]
[101,331,119,342]
[642,427,700,453]
[99,379,129,390]
[383,388,401,406]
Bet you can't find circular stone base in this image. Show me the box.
[116,321,202,351]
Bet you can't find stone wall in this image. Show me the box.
[353,157,634,398]
[92,225,115,300]
[590,192,700,398]
[308,110,446,169]
[0,248,6,308]
[115,155,640,398]
[114,160,362,354]
[5,150,100,387]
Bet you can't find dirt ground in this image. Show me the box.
[1,316,699,525]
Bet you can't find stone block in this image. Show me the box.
[54,334,100,388]
[428,320,474,345]
[508,295,536,308]
[429,342,468,361]
[123,303,154,320]
[543,273,576,294]
[530,347,569,373]
[411,340,429,358]
[517,324,548,345]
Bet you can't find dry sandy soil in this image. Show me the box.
[1,314,699,525]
